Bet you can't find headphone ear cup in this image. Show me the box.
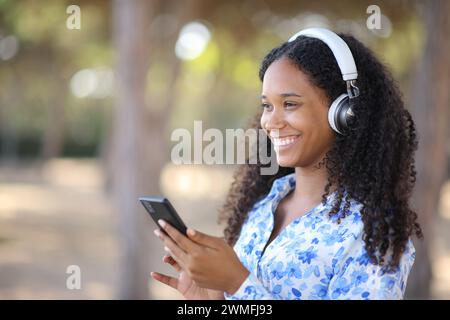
[328,94,351,135]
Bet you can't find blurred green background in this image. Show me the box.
[0,0,449,299]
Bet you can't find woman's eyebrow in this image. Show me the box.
[261,92,302,99]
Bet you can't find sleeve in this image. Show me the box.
[327,239,416,300]
[224,272,282,300]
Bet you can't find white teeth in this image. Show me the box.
[272,136,300,147]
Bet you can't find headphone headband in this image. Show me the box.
[288,28,358,82]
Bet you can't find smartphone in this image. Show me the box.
[139,196,187,235]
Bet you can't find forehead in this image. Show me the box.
[262,58,311,95]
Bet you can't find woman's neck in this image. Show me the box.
[292,163,329,203]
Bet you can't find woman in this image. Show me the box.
[151,28,423,300]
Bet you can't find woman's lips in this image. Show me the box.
[271,134,302,150]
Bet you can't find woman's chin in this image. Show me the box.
[276,156,298,168]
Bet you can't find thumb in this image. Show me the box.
[187,228,222,248]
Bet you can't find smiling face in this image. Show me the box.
[260,57,336,168]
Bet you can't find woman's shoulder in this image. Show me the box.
[325,196,417,275]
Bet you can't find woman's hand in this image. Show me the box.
[152,219,249,295]
[151,255,223,300]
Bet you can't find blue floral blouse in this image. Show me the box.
[224,173,416,300]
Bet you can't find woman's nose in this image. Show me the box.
[264,109,286,131]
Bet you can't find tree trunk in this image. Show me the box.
[40,88,65,160]
[112,0,162,299]
[406,0,450,299]
[0,70,21,162]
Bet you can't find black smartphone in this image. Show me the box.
[139,196,187,235]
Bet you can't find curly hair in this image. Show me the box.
[218,33,423,270]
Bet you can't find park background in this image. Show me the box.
[0,0,449,299]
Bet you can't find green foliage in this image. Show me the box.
[0,0,112,158]
[0,0,427,159]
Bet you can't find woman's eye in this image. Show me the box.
[260,103,272,110]
[284,102,298,108]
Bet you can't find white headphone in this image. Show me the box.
[288,28,360,135]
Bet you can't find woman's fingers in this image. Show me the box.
[150,271,179,290]
[163,255,182,272]
[186,228,222,249]
[154,229,188,266]
[157,220,198,252]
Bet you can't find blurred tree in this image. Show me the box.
[40,69,65,160]
[0,0,112,159]
[406,0,450,299]
[112,0,155,300]
[111,0,203,299]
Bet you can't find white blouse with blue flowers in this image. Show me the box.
[224,173,416,300]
